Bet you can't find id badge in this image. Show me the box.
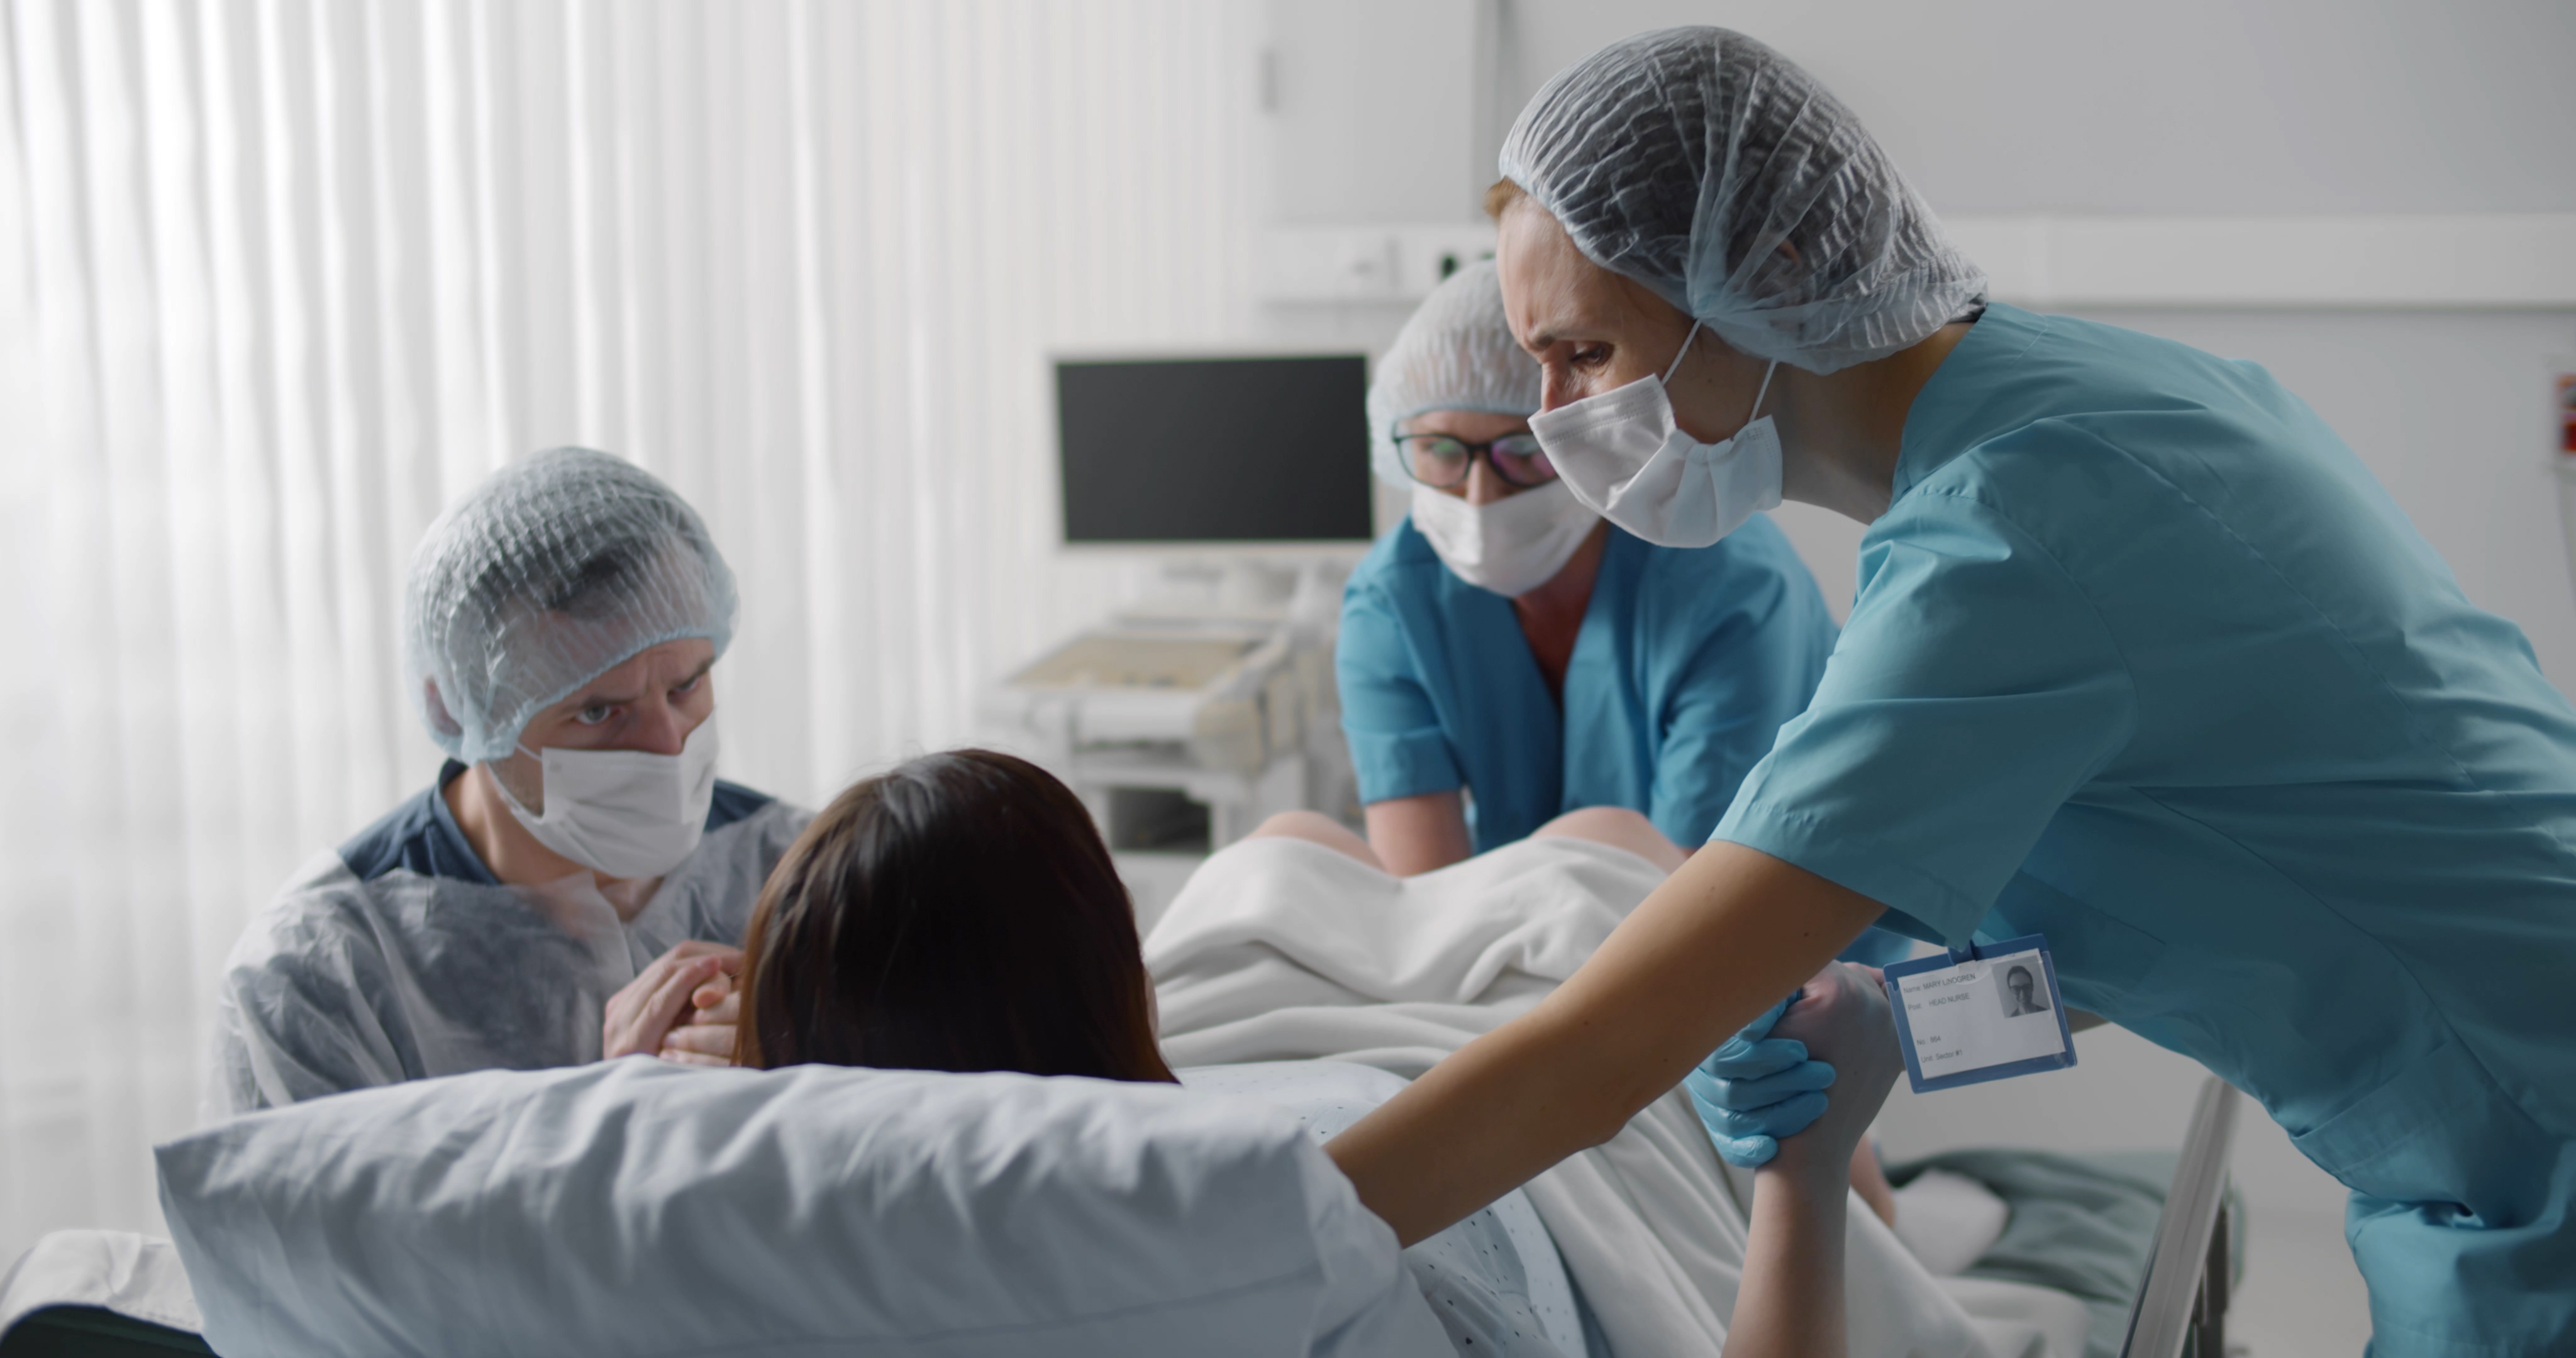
[1880,934,2077,1094]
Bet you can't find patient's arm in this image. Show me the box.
[1727,963,1904,1358]
[1324,843,1879,1246]
[1533,807,1905,1227]
[1363,790,1472,875]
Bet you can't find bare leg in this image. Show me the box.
[1531,806,1688,875]
[1246,810,1387,871]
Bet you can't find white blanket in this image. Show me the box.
[1146,836,2019,1358]
[0,1231,201,1340]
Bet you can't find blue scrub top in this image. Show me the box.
[1340,516,1834,851]
[1716,303,2576,1352]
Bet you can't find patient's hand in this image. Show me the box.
[660,971,741,1068]
[1760,964,1902,1193]
[603,941,742,1064]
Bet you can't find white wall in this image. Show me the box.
[1493,0,2576,217]
[1263,3,2576,651]
[1264,0,1493,225]
[1477,2,2576,665]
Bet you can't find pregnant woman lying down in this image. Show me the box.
[728,749,1916,1358]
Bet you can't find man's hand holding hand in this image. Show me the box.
[603,941,743,1064]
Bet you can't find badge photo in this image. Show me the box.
[1880,934,2078,1095]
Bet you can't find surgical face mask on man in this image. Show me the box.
[493,712,721,880]
[1529,321,1782,548]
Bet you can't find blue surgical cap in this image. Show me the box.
[402,448,737,763]
[1366,260,1544,487]
[1499,26,1986,375]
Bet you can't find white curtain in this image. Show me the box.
[0,0,1263,1258]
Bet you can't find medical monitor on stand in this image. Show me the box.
[1053,353,1375,553]
[1025,353,1374,883]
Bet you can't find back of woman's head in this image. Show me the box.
[735,749,1174,1083]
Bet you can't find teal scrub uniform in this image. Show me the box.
[1716,303,2576,1355]
[1339,514,1909,966]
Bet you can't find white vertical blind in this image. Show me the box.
[0,0,1263,1257]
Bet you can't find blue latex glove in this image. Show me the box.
[1683,989,1837,1168]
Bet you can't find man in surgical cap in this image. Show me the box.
[208,448,813,1117]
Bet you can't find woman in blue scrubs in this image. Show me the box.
[1323,28,2576,1356]
[1340,260,1844,883]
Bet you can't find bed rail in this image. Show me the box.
[2118,1074,2243,1358]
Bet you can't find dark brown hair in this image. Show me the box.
[734,749,1174,1083]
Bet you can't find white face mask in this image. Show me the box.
[494,712,721,880]
[1528,322,1783,548]
[1409,478,1600,597]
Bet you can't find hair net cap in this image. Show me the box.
[403,447,738,764]
[1367,260,1544,487]
[1499,26,1985,375]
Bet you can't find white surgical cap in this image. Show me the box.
[1367,260,1543,487]
[1499,26,1986,375]
[402,447,738,764]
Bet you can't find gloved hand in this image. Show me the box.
[1684,989,1838,1168]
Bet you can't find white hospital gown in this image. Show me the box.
[209,763,809,1118]
[1182,1061,1585,1358]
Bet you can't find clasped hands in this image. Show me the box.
[602,940,743,1066]
[1686,963,1904,1193]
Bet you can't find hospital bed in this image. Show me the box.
[2119,1076,2243,1358]
[0,1077,2249,1358]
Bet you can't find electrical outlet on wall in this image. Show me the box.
[1261,223,1499,304]
[1262,228,1401,302]
[1391,223,1501,297]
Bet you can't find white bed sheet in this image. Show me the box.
[1148,834,2083,1358]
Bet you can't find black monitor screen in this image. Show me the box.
[1057,355,1373,543]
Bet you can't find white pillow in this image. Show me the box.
[156,1058,1450,1358]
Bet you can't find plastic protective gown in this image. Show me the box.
[211,765,809,1117]
[211,447,811,1118]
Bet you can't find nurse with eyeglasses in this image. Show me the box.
[1339,264,1908,973]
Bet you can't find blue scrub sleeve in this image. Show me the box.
[1646,582,1829,848]
[1337,578,1465,805]
[1714,489,2137,944]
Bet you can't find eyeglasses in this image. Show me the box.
[1394,430,1557,489]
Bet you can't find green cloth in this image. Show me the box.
[1890,1149,2245,1358]
[0,1307,214,1357]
